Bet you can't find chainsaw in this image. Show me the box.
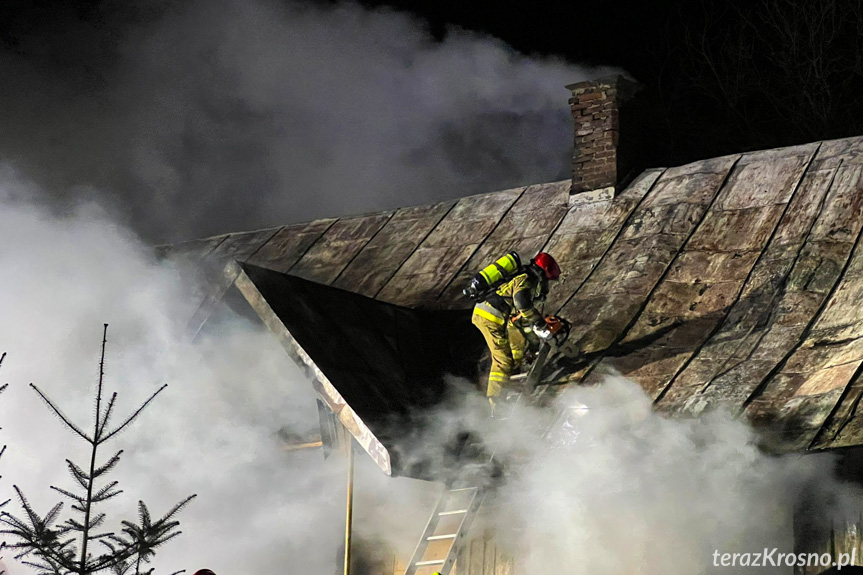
[542,315,571,347]
[522,315,571,393]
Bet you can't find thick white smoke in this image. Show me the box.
[1,170,862,575]
[0,0,614,243]
[0,171,349,573]
[0,168,458,574]
[372,375,863,575]
[493,378,859,575]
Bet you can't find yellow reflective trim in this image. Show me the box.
[474,307,505,325]
[478,253,519,288]
[479,265,503,285]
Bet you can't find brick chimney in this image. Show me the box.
[567,75,640,196]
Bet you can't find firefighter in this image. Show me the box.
[471,252,561,410]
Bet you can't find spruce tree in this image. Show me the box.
[0,352,8,469]
[0,352,8,575]
[0,326,196,575]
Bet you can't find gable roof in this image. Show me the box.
[162,135,863,462]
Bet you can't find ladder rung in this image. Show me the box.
[415,560,446,566]
[427,533,457,540]
[438,509,467,516]
[447,487,477,493]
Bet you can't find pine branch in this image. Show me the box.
[97,393,118,440]
[149,530,182,549]
[20,559,52,572]
[87,513,107,530]
[88,532,114,540]
[92,481,123,503]
[150,496,197,526]
[115,495,197,570]
[42,503,63,528]
[0,487,78,572]
[99,385,168,445]
[64,517,85,531]
[137,502,151,529]
[29,384,92,443]
[93,452,124,479]
[65,459,91,490]
[11,487,42,531]
[50,486,86,504]
[0,511,31,533]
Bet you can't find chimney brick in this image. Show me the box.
[566,75,640,196]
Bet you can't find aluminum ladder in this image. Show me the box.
[400,379,523,575]
[402,485,484,575]
[401,342,557,575]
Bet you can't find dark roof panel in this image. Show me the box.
[209,227,283,263]
[333,200,456,298]
[247,218,337,273]
[376,188,524,308]
[290,212,394,285]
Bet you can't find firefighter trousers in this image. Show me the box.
[471,311,527,398]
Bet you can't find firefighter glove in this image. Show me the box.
[534,324,553,340]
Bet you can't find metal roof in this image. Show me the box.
[162,135,863,464]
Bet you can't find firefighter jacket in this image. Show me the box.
[473,268,547,329]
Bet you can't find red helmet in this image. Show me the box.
[193,570,216,575]
[532,252,561,280]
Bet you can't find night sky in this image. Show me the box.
[353,0,665,66]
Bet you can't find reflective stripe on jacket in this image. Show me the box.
[474,272,544,328]
[473,301,506,325]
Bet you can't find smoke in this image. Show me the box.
[0,0,614,243]
[1,167,862,575]
[0,170,420,574]
[492,379,831,574]
[2,4,859,570]
[0,164,473,574]
[386,376,863,575]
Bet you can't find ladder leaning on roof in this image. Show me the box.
[400,380,530,575]
[401,484,485,575]
[401,343,555,575]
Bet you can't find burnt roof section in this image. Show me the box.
[163,135,863,454]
